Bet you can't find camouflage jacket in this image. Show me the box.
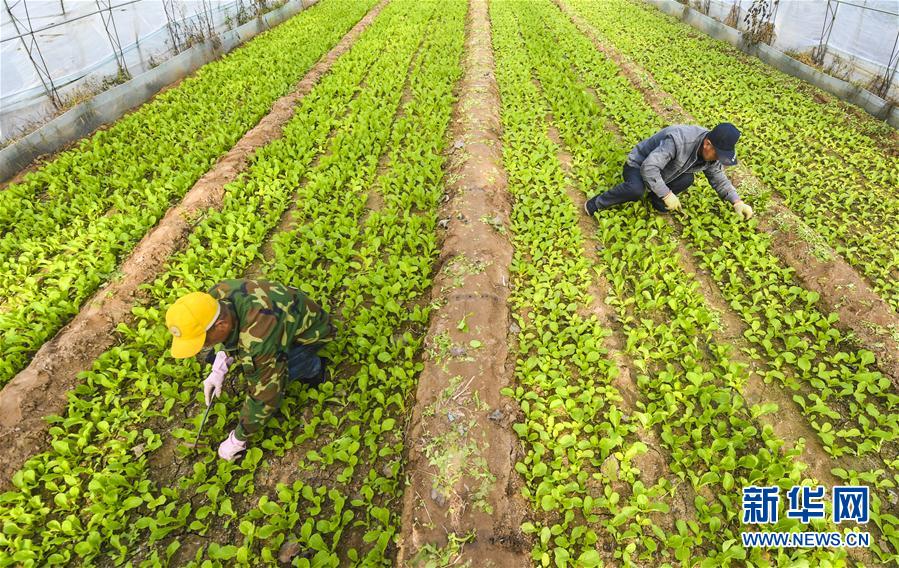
[197,279,333,439]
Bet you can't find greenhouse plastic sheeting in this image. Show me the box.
[0,0,308,180]
[1,0,302,141]
[649,0,899,126]
[701,0,898,100]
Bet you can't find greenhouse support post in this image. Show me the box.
[0,0,315,182]
[645,0,899,129]
[3,0,63,109]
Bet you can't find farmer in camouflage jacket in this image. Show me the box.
[165,279,334,461]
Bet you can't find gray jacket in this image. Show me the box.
[626,124,739,203]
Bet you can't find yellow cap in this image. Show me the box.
[165,292,219,358]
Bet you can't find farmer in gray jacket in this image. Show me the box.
[584,123,753,219]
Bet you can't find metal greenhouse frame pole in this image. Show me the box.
[3,0,62,108]
[874,30,899,99]
[814,0,838,66]
[813,0,899,97]
[96,0,130,78]
[162,0,184,53]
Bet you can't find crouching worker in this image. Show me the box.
[166,279,335,461]
[584,123,753,219]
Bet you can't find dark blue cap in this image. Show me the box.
[708,123,740,166]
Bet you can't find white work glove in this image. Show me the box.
[218,430,247,461]
[203,351,233,406]
[733,200,753,220]
[662,192,682,212]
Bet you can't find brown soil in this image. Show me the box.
[555,0,899,387]
[0,0,387,489]
[396,0,531,565]
[757,199,899,384]
[545,8,885,560]
[668,234,880,564]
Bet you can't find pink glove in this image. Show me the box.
[203,351,233,406]
[218,430,247,461]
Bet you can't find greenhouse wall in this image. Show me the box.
[697,0,899,103]
[1,0,306,143]
[647,0,899,128]
[0,0,310,180]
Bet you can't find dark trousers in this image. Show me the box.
[286,343,326,385]
[592,164,695,212]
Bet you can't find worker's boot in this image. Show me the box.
[585,195,601,216]
[287,343,330,387]
[304,357,330,388]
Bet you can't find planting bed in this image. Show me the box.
[1,0,896,565]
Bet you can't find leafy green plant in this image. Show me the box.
[0,0,380,387]
[569,0,899,312]
[492,3,657,565]
[558,1,899,560]
[492,0,892,564]
[411,531,476,568]
[0,1,467,565]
